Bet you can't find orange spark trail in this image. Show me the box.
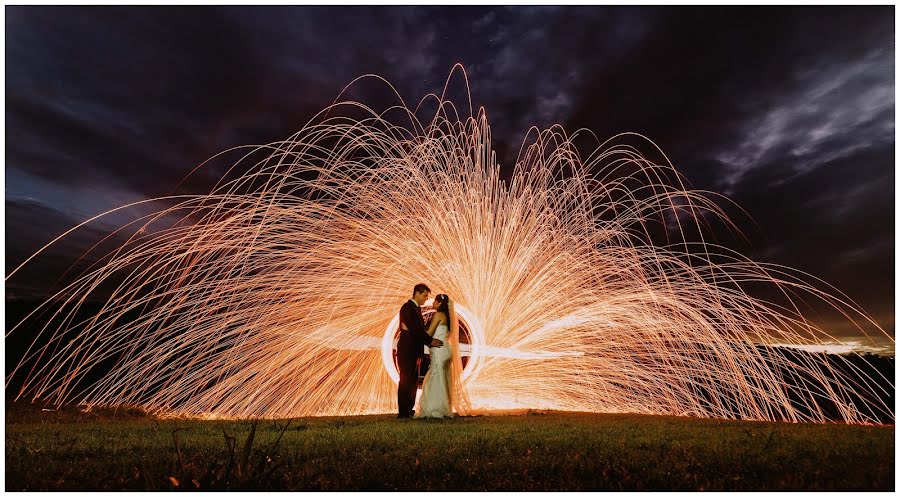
[6,66,893,423]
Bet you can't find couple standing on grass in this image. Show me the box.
[396,283,471,418]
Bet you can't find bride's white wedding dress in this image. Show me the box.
[415,321,453,418]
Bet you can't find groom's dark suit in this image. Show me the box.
[396,299,433,417]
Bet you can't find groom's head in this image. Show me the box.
[412,283,431,306]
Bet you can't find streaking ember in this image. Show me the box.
[6,67,893,423]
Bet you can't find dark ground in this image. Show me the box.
[4,401,894,491]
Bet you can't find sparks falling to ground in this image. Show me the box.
[6,67,893,423]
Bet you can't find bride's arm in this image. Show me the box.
[425,313,441,337]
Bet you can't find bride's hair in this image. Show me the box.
[434,294,450,316]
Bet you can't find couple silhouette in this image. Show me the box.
[396,283,454,419]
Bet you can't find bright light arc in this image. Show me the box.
[4,67,893,423]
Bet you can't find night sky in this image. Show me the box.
[5,6,895,352]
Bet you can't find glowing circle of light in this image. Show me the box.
[4,65,893,423]
[381,298,483,385]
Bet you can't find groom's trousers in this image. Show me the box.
[397,355,419,417]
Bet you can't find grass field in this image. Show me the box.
[4,403,894,491]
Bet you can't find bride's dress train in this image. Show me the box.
[415,322,453,418]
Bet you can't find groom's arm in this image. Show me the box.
[411,310,433,347]
[399,303,417,336]
[418,317,444,348]
[401,303,440,347]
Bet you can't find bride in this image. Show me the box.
[415,293,467,418]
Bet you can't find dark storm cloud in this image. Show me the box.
[5,197,116,297]
[4,6,894,348]
[447,6,652,147]
[562,6,894,347]
[566,7,893,184]
[7,7,271,192]
[716,47,892,189]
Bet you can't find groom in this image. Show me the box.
[396,283,444,418]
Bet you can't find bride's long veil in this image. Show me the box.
[448,299,472,415]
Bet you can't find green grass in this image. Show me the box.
[5,403,894,491]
